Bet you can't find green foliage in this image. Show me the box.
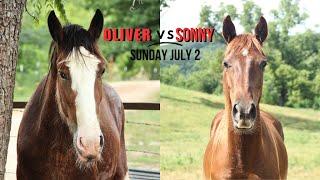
[271,0,308,36]
[199,5,213,27]
[162,0,320,109]
[160,0,173,11]
[160,65,182,85]
[142,59,160,80]
[198,3,238,42]
[161,46,224,94]
[240,0,262,32]
[26,0,69,23]
[313,74,320,109]
[185,48,223,94]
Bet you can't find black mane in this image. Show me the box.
[46,24,101,94]
[61,24,96,54]
[48,24,99,70]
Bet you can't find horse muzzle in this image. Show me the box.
[74,132,104,163]
[232,102,257,130]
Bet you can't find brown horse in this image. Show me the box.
[17,10,127,179]
[203,16,288,179]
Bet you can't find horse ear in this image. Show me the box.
[88,9,104,41]
[223,15,236,43]
[255,16,268,44]
[48,11,63,43]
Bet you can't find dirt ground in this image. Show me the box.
[5,80,159,179]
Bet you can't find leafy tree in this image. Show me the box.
[160,65,181,85]
[161,0,174,11]
[312,73,320,109]
[264,0,311,107]
[240,0,262,32]
[271,0,308,37]
[199,5,213,27]
[199,3,238,43]
[186,47,224,93]
[26,0,69,23]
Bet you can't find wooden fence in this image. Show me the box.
[13,102,160,110]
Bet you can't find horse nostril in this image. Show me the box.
[86,155,95,161]
[99,135,104,148]
[249,103,257,119]
[232,104,239,117]
[79,137,84,148]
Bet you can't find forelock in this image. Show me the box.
[225,34,264,58]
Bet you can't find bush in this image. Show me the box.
[160,65,182,85]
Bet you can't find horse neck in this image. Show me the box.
[223,86,262,171]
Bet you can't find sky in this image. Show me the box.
[160,0,320,41]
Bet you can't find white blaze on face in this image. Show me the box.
[242,48,249,57]
[66,46,101,139]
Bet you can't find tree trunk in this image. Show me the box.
[278,86,287,107]
[0,0,25,179]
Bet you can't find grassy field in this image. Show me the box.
[160,84,320,180]
[125,110,159,170]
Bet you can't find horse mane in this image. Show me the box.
[48,24,101,66]
[225,34,265,57]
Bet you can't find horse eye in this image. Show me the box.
[98,68,105,77]
[101,68,105,75]
[260,60,267,70]
[59,71,69,80]
[223,61,231,68]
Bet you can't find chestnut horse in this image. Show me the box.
[17,10,128,179]
[203,16,288,179]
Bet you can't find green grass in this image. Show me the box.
[125,110,159,170]
[160,84,320,180]
[14,73,43,101]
